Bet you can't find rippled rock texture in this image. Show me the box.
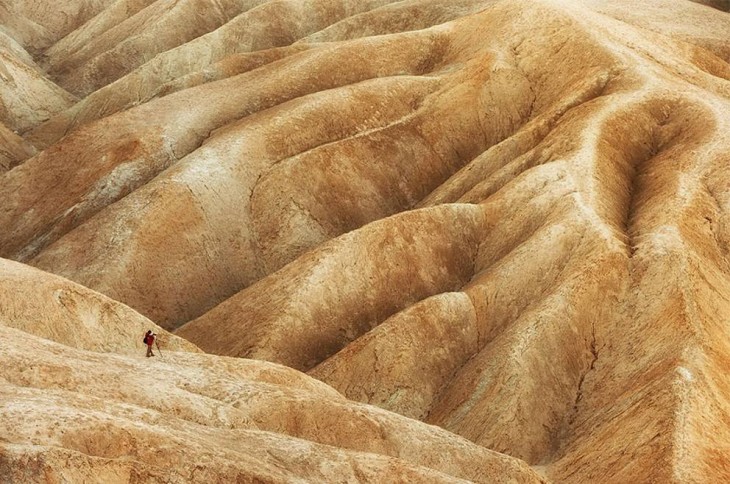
[1,0,729,481]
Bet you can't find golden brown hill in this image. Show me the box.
[0,0,117,53]
[0,258,197,354]
[1,0,730,482]
[0,325,543,483]
[0,123,35,172]
[0,39,75,133]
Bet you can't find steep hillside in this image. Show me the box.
[0,257,197,354]
[1,0,730,482]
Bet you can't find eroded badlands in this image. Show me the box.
[1,0,730,482]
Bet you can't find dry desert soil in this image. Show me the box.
[1,0,730,482]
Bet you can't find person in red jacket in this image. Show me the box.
[143,330,156,357]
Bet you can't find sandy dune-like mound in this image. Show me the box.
[0,325,542,483]
[2,0,730,481]
[0,258,197,354]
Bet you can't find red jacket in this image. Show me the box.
[144,333,155,346]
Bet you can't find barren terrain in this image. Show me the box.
[1,0,730,481]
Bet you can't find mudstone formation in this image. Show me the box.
[1,0,730,481]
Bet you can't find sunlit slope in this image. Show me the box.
[1,0,729,482]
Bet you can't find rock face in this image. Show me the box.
[0,326,542,483]
[1,0,729,482]
[0,37,75,134]
[0,257,197,355]
[0,123,35,172]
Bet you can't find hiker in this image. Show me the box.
[143,330,156,357]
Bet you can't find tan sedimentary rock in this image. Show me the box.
[19,39,450,325]
[0,326,543,483]
[0,123,35,172]
[0,42,75,133]
[585,0,730,60]
[1,0,730,482]
[0,30,35,67]
[0,0,117,53]
[45,0,269,96]
[25,43,314,149]
[27,0,404,147]
[19,0,611,328]
[174,0,730,480]
[0,258,197,354]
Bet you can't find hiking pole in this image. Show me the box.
[155,340,163,357]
